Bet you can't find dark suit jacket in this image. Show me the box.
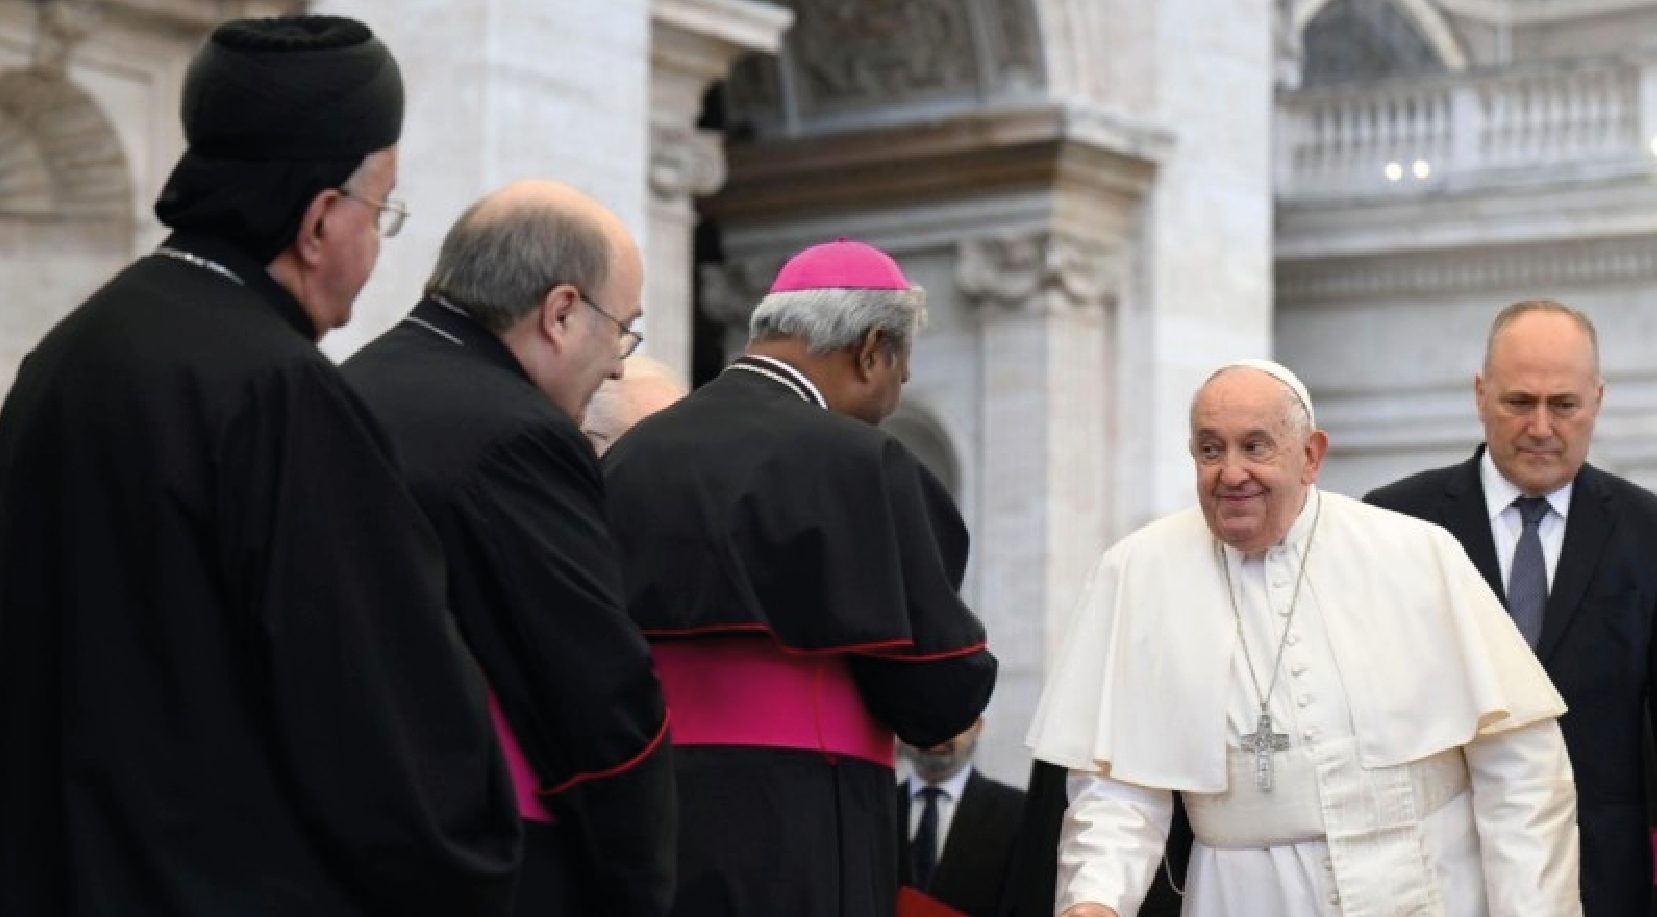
[898,771,1024,917]
[1368,447,1657,917]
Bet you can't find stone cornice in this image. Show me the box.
[651,0,792,59]
[703,101,1169,222]
[1277,234,1657,305]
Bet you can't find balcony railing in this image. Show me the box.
[1276,57,1657,199]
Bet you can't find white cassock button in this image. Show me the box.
[1303,728,1319,741]
[1290,663,1307,676]
[1297,694,1311,707]
[1328,891,1340,905]
[1322,857,1333,871]
[1278,606,1291,617]
[1285,633,1300,646]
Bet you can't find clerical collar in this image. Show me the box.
[728,355,828,409]
[152,232,314,340]
[1479,447,1571,524]
[401,295,534,385]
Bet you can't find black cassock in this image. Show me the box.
[604,359,998,917]
[0,235,519,916]
[343,297,675,916]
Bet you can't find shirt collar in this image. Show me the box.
[731,354,829,409]
[1480,447,1572,522]
[911,764,973,803]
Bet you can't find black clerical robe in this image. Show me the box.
[604,358,998,917]
[0,235,519,916]
[343,297,675,917]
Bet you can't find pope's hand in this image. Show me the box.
[1061,906,1118,917]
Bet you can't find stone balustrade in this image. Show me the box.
[1277,56,1657,199]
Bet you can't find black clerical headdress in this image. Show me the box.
[154,16,404,264]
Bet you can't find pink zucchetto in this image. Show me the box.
[769,238,912,293]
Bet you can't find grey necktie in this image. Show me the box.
[1507,496,1550,648]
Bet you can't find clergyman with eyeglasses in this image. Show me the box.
[341,180,674,917]
[1369,301,1657,917]
[0,15,521,916]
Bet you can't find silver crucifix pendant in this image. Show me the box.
[1240,713,1291,790]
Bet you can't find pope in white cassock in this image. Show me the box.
[1027,360,1581,917]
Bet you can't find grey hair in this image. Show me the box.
[747,286,928,355]
[1483,299,1600,379]
[424,198,610,334]
[1189,367,1314,440]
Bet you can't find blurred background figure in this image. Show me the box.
[897,719,1023,917]
[584,355,688,456]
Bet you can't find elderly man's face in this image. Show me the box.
[1190,369,1327,554]
[309,145,398,334]
[1476,311,1602,497]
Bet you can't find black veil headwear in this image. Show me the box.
[154,16,404,265]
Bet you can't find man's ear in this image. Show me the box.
[539,284,582,351]
[853,327,887,383]
[293,189,342,267]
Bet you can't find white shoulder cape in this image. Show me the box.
[1026,490,1565,792]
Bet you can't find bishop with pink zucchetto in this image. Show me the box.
[604,238,997,917]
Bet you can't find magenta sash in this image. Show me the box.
[487,692,553,823]
[651,637,894,767]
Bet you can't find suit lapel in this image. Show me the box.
[1440,449,1504,599]
[1536,464,1615,662]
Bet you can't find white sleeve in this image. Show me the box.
[1058,769,1174,917]
[1464,717,1581,916]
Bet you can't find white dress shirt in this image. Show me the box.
[1480,449,1571,593]
[908,764,974,854]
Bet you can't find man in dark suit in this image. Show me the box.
[1368,299,1657,917]
[897,720,1024,917]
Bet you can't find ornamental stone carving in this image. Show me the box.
[698,255,783,327]
[985,0,1042,91]
[792,0,977,108]
[956,231,1117,314]
[650,124,727,202]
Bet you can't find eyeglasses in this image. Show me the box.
[338,188,408,237]
[577,292,644,359]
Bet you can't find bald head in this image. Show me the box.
[425,179,641,334]
[583,355,687,456]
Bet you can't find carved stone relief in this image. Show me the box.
[956,231,1117,314]
[650,124,727,203]
[791,0,978,109]
[698,255,783,328]
[982,0,1042,92]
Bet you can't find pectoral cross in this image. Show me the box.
[1240,713,1291,790]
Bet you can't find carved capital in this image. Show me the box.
[651,124,727,202]
[698,255,780,327]
[956,231,1118,314]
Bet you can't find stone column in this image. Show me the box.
[647,0,791,380]
[958,229,1120,738]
